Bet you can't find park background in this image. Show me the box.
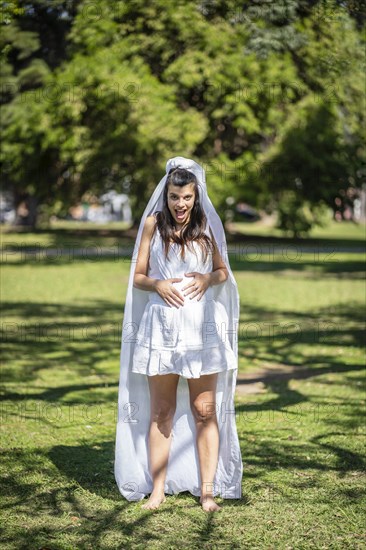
[1,1,365,549]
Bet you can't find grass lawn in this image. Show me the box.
[231,211,366,243]
[0,221,133,250]
[1,218,365,252]
[1,226,365,549]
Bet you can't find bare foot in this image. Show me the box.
[200,495,222,512]
[141,490,166,510]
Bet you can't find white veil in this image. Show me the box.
[114,156,242,501]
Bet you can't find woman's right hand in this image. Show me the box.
[154,278,185,308]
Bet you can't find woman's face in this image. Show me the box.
[167,182,196,227]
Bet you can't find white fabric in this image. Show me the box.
[114,156,242,501]
[131,226,238,378]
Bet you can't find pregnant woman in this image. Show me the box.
[114,156,243,512]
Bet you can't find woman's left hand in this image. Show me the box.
[182,272,210,301]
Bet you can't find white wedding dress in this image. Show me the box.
[114,220,243,501]
[131,222,238,378]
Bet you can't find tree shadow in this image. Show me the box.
[1,240,364,547]
[230,256,366,278]
[3,224,365,249]
[0,444,161,549]
[233,363,365,498]
[237,300,364,373]
[1,299,124,385]
[0,441,245,549]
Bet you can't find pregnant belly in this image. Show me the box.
[148,275,213,307]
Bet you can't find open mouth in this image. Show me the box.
[175,210,186,219]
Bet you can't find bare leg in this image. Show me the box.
[188,373,221,512]
[141,373,180,510]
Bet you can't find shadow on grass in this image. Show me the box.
[229,257,366,279]
[237,300,364,369]
[241,439,365,480]
[0,445,145,549]
[48,442,118,500]
[236,296,365,431]
[1,375,364,547]
[0,442,245,549]
[236,374,366,471]
[0,301,362,447]
[1,298,124,385]
[2,244,365,281]
[1,247,365,546]
[1,296,364,390]
[2,223,365,247]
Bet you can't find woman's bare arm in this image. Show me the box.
[133,215,185,307]
[133,215,159,291]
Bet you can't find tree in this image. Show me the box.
[250,7,365,235]
[0,0,80,226]
[1,0,364,232]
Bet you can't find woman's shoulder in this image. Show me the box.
[144,213,158,239]
[145,214,157,225]
[145,212,159,225]
[145,212,159,226]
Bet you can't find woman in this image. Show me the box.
[114,157,242,512]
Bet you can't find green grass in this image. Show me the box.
[231,216,365,243]
[1,231,365,549]
[0,222,133,250]
[1,217,365,253]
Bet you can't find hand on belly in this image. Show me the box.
[171,275,200,304]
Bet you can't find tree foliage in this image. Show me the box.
[0,0,364,231]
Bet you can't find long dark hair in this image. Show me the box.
[154,167,214,263]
